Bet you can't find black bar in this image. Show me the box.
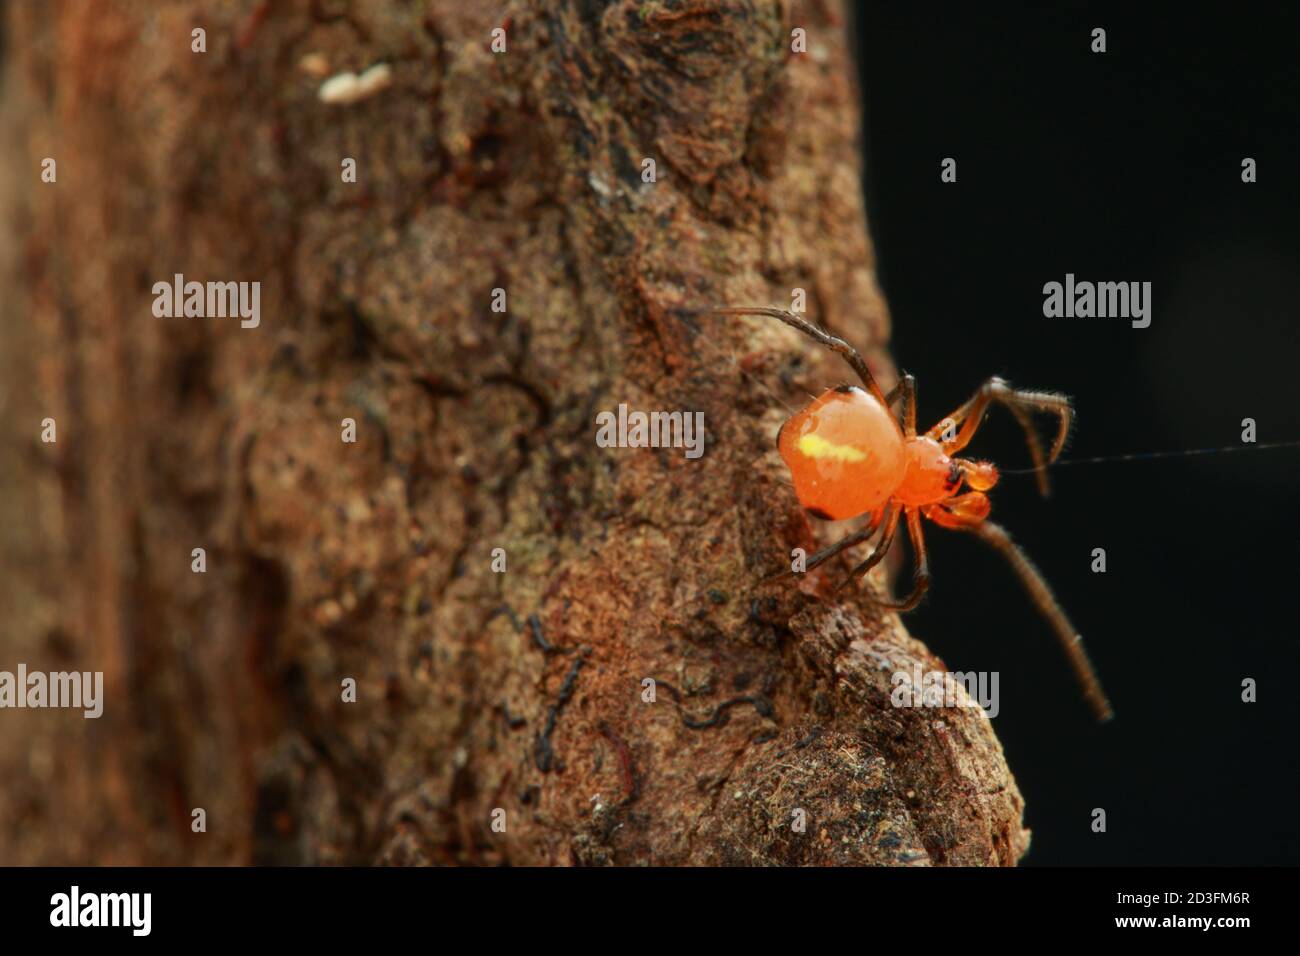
[0,866,1280,942]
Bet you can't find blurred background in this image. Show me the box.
[855,4,1300,863]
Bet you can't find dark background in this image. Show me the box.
[854,4,1300,864]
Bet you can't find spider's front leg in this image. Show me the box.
[923,501,1113,722]
[927,377,1073,496]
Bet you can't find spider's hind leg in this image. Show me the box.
[707,307,890,409]
[885,373,917,437]
[871,507,931,610]
[760,507,885,585]
[834,504,902,592]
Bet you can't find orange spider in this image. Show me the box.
[711,306,1113,722]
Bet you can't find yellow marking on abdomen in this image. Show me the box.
[798,433,867,463]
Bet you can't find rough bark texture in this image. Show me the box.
[0,0,1029,866]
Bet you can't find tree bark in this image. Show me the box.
[0,0,1029,866]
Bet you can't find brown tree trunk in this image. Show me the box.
[0,0,1029,866]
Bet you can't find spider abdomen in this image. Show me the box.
[777,385,905,520]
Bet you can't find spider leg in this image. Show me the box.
[1000,400,1052,497]
[835,503,901,591]
[803,512,884,572]
[932,510,1113,722]
[758,509,884,584]
[926,377,1072,496]
[707,307,890,409]
[875,508,931,610]
[885,373,917,436]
